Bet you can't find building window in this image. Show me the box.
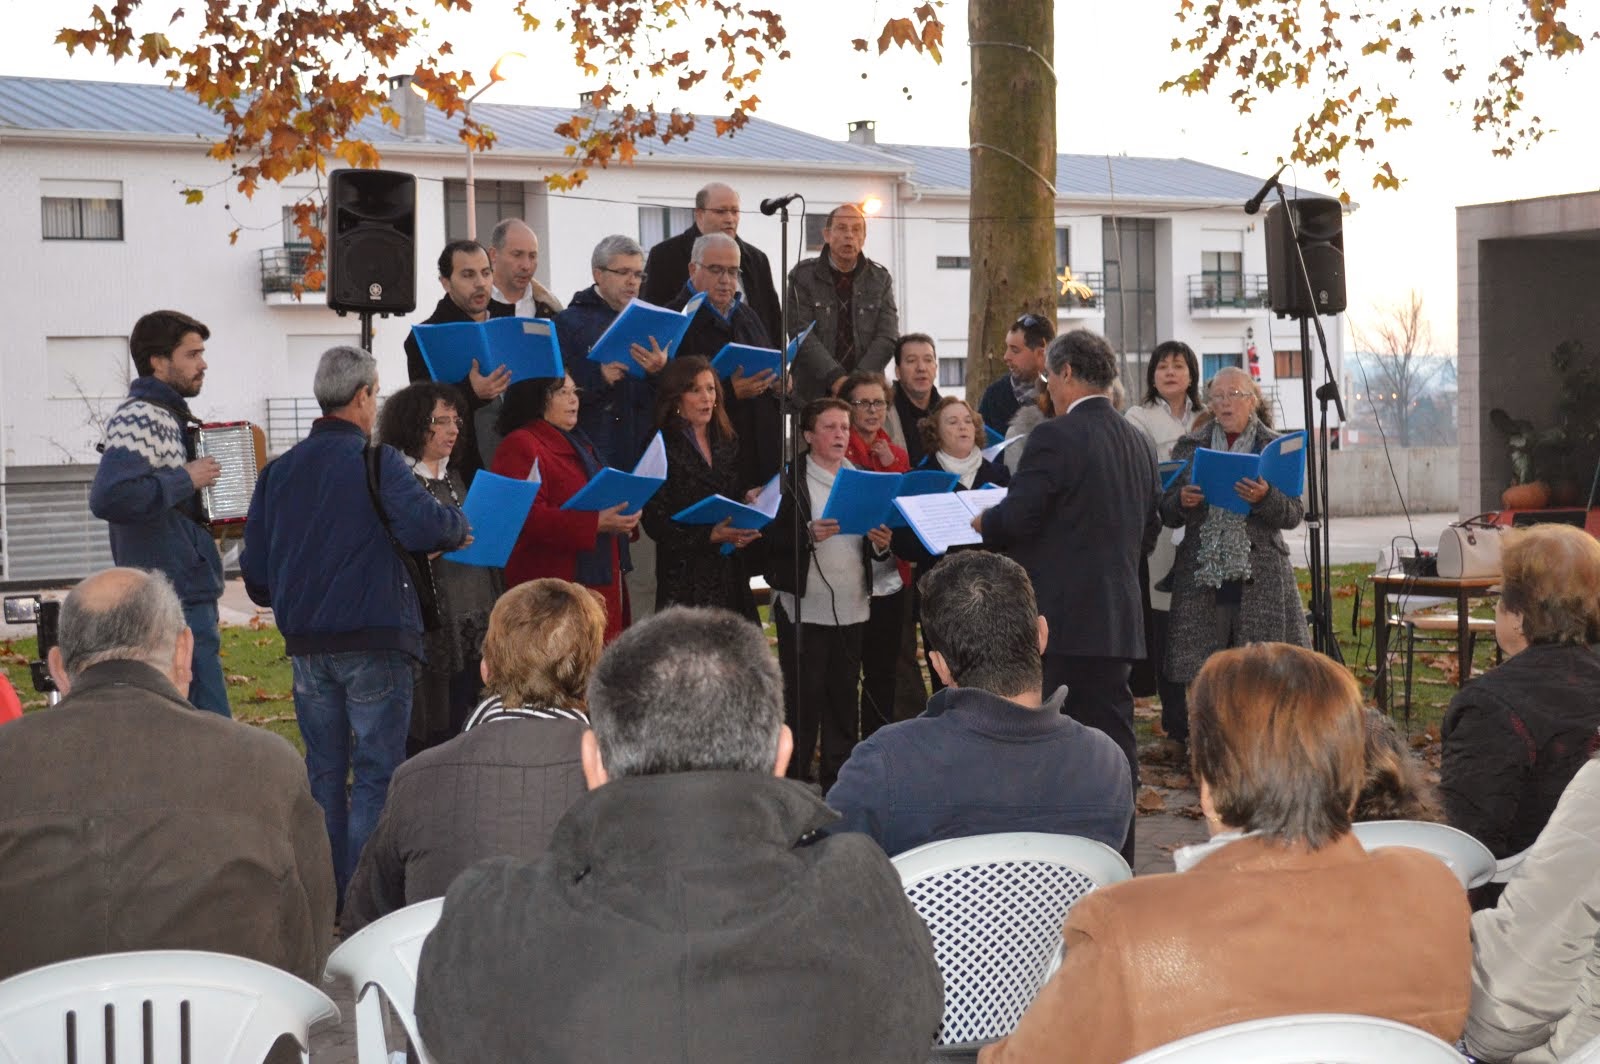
[1055,227,1070,275]
[1103,218,1158,375]
[804,212,828,252]
[1274,348,1305,378]
[1200,250,1244,305]
[280,204,326,247]
[1202,352,1244,383]
[41,180,123,241]
[938,357,966,388]
[936,255,970,269]
[638,205,696,250]
[444,179,526,242]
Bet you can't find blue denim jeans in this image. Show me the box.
[291,650,413,901]
[182,601,231,717]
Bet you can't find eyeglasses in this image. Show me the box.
[1208,389,1254,403]
[429,416,465,429]
[599,266,647,282]
[702,206,740,216]
[695,263,740,279]
[849,399,888,411]
[1013,312,1050,331]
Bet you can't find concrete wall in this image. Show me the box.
[1325,446,1459,516]
[1457,192,1600,514]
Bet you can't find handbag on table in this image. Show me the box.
[1436,513,1504,579]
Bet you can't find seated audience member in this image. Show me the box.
[1441,523,1600,860]
[828,551,1132,857]
[1357,709,1443,823]
[980,642,1471,1064]
[1465,755,1600,1063]
[343,579,603,934]
[0,569,334,985]
[416,607,943,1063]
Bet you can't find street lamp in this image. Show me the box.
[463,51,525,240]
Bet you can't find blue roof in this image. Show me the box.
[879,142,1329,202]
[0,75,1334,201]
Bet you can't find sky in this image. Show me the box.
[5,0,1598,350]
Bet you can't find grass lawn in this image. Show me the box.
[4,562,1491,751]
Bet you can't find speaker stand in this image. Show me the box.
[358,311,375,355]
[1270,183,1346,663]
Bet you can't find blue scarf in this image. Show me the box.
[556,424,626,586]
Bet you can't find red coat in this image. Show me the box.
[490,419,629,643]
[846,429,912,587]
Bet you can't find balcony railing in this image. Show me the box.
[259,246,323,296]
[1056,269,1103,311]
[1188,273,1269,311]
[265,397,323,453]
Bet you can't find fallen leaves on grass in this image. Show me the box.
[1136,787,1167,814]
[251,687,291,703]
[225,674,254,686]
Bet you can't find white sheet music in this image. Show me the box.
[634,432,668,478]
[752,473,783,518]
[893,487,1009,556]
[980,435,1023,462]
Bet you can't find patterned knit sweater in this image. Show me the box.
[88,376,222,604]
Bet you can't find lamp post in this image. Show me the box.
[462,52,525,241]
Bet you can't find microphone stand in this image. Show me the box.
[1268,182,1346,662]
[775,201,807,736]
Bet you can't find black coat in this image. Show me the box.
[669,285,783,488]
[640,424,759,620]
[980,397,1160,660]
[1441,642,1600,858]
[642,224,784,348]
[403,294,515,486]
[415,772,943,1063]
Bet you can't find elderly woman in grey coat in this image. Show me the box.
[1158,366,1308,685]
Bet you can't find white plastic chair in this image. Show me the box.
[892,832,1130,1050]
[1491,844,1531,884]
[1352,820,1497,889]
[1122,1013,1466,1062]
[0,950,339,1064]
[324,897,444,1064]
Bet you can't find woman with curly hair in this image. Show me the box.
[377,381,502,753]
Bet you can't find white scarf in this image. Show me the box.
[936,447,984,488]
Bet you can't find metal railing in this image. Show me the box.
[265,398,323,453]
[259,246,322,296]
[1057,269,1103,310]
[1187,273,1269,311]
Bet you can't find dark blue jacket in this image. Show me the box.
[557,286,658,470]
[977,375,1027,437]
[826,685,1134,857]
[241,418,468,660]
[89,376,223,606]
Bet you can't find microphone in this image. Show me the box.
[1243,164,1288,215]
[760,193,801,216]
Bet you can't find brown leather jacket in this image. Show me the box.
[981,833,1471,1063]
[0,660,334,984]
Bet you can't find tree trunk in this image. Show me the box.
[966,0,1057,408]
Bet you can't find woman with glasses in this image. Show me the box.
[378,381,504,753]
[642,356,762,620]
[1125,341,1203,744]
[490,374,639,643]
[1158,366,1307,699]
[840,370,919,732]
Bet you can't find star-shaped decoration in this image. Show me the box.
[1057,265,1094,302]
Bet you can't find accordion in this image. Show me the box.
[191,421,267,527]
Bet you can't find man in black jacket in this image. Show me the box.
[976,328,1160,864]
[403,239,513,485]
[670,231,782,486]
[416,607,943,1063]
[641,181,783,346]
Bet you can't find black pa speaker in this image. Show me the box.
[1264,198,1346,318]
[326,169,416,315]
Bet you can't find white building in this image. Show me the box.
[0,75,1345,581]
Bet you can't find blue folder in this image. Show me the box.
[1160,459,1189,491]
[820,468,959,535]
[587,294,707,379]
[559,432,669,516]
[672,474,783,553]
[442,471,540,568]
[983,424,1005,447]
[710,343,784,379]
[410,317,563,385]
[1190,431,1307,515]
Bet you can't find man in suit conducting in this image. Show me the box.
[973,328,1159,864]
